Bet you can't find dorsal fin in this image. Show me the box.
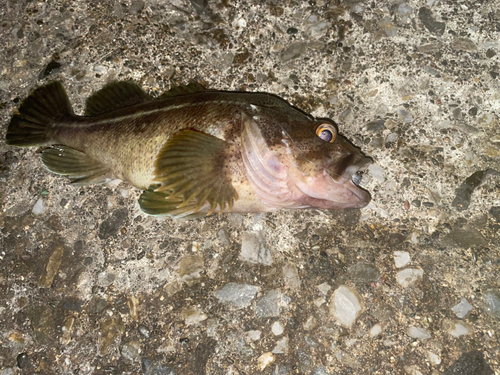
[85,81,150,116]
[156,81,206,100]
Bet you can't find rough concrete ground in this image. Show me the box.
[0,0,499,374]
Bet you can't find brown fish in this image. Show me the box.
[6,81,371,218]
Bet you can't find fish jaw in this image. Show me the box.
[292,157,372,209]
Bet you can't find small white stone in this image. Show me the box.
[32,198,45,215]
[445,320,471,337]
[452,298,473,319]
[317,282,331,295]
[370,323,383,337]
[368,164,385,183]
[94,65,107,74]
[247,330,261,341]
[236,17,247,28]
[396,268,423,287]
[271,321,284,336]
[314,297,326,307]
[182,308,207,326]
[410,232,420,244]
[329,285,364,328]
[383,339,395,347]
[427,351,441,365]
[303,316,317,331]
[407,326,431,340]
[257,352,274,371]
[404,365,423,375]
[272,336,289,354]
[394,251,411,268]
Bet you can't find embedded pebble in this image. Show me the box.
[427,351,441,366]
[335,350,361,368]
[178,255,203,284]
[303,316,317,332]
[120,341,141,362]
[445,320,472,337]
[452,298,473,319]
[97,270,116,288]
[129,0,145,14]
[386,133,398,143]
[482,289,500,318]
[452,37,478,52]
[396,268,423,287]
[396,3,413,23]
[93,65,107,75]
[214,283,259,310]
[418,7,445,35]
[394,251,411,268]
[452,170,488,211]
[206,319,219,338]
[271,321,284,336]
[182,307,207,326]
[255,289,281,318]
[32,198,45,215]
[39,245,65,287]
[329,286,364,328]
[317,282,331,295]
[138,325,150,339]
[280,42,305,62]
[257,352,274,371]
[239,232,272,265]
[272,336,289,354]
[247,330,261,341]
[347,262,380,284]
[370,323,383,337]
[282,263,301,289]
[305,15,331,39]
[407,326,431,340]
[379,17,397,37]
[309,365,331,375]
[16,353,28,369]
[368,164,385,183]
[404,366,423,375]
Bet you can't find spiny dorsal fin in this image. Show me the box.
[85,81,150,116]
[156,81,206,100]
[40,145,112,185]
[148,130,238,216]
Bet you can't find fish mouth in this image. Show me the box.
[293,156,372,210]
[337,157,372,207]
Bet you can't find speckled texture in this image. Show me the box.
[0,1,499,374]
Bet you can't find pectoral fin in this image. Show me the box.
[40,146,112,185]
[139,187,204,218]
[143,130,238,216]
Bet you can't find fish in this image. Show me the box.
[5,80,372,218]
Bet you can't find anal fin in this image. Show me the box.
[40,146,112,185]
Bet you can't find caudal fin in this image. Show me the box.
[6,81,73,146]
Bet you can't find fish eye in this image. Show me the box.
[315,123,337,143]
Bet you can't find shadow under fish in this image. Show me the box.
[6,81,372,218]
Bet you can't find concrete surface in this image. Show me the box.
[0,0,499,374]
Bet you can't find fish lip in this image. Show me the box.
[333,156,372,206]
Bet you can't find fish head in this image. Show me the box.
[241,111,372,210]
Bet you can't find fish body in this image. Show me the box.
[6,81,371,218]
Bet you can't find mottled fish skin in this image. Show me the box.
[5,81,371,217]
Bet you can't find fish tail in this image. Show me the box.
[6,81,73,146]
